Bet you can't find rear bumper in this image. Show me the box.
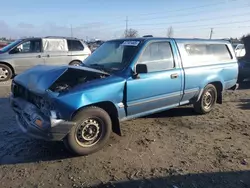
[9,94,76,141]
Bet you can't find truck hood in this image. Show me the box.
[14,65,109,95]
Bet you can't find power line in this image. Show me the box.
[131,19,250,31]
[175,19,250,29]
[174,25,250,31]
[132,0,240,17]
[146,25,249,39]
[129,11,250,27]
[75,0,242,24]
[89,4,250,30]
[165,25,250,33]
[131,3,250,22]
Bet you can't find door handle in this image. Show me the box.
[170,73,179,79]
[36,55,41,58]
[46,54,50,57]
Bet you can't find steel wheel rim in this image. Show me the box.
[0,67,9,80]
[203,89,215,110]
[75,118,103,147]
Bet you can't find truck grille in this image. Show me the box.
[12,82,54,117]
[12,82,42,107]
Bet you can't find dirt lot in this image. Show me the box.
[0,81,250,188]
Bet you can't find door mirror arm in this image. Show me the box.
[132,71,140,79]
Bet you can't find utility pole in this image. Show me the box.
[125,16,128,37]
[70,24,73,38]
[209,28,214,39]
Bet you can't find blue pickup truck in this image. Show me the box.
[10,37,238,155]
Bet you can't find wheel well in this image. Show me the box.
[209,81,223,104]
[0,61,15,76]
[72,102,121,136]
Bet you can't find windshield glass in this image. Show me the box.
[82,40,141,72]
[0,39,22,53]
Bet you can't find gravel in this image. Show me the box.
[0,81,250,188]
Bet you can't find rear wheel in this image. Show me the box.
[63,106,112,156]
[193,84,217,114]
[0,64,12,82]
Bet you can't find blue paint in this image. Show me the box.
[11,37,238,125]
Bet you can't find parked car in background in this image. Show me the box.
[87,40,105,52]
[10,37,238,156]
[0,36,91,81]
[0,42,8,49]
[234,44,246,58]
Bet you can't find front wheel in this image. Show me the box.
[63,106,112,156]
[193,84,217,114]
[0,64,13,82]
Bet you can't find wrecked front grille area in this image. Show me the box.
[12,82,52,117]
[49,67,108,93]
[12,82,40,104]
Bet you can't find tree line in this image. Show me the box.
[124,26,174,38]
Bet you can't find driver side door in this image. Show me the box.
[9,39,44,74]
[126,40,183,117]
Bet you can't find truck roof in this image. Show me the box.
[108,37,231,44]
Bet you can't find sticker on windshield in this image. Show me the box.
[121,41,140,46]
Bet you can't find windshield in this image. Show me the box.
[0,39,22,53]
[82,40,141,72]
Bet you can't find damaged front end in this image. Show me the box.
[48,66,109,93]
[10,94,76,140]
[10,65,110,141]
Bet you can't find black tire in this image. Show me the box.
[0,64,13,82]
[69,60,81,66]
[193,84,217,114]
[63,106,112,156]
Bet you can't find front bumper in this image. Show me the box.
[9,94,76,141]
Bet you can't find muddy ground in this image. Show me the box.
[0,81,250,188]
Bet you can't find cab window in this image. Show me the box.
[138,41,174,72]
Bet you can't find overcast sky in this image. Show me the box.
[1,0,250,40]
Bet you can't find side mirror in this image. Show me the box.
[135,64,148,74]
[133,64,148,79]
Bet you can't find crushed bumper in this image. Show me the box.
[9,94,76,141]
